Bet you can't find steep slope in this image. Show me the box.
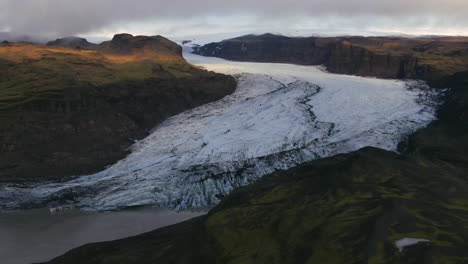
[0,34,236,182]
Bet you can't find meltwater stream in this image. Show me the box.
[0,50,442,211]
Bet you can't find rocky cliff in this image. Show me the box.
[195,34,468,88]
[0,34,236,182]
[195,33,335,65]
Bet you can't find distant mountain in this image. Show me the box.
[98,33,182,56]
[0,32,48,44]
[47,36,98,50]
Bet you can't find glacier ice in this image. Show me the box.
[0,50,443,211]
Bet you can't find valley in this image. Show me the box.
[43,36,468,264]
[0,48,441,211]
[2,0,468,263]
[0,33,466,264]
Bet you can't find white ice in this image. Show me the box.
[0,48,441,211]
[395,238,430,252]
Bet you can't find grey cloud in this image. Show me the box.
[0,0,467,40]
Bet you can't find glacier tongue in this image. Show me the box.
[0,52,442,211]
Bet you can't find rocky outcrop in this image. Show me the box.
[0,34,236,182]
[97,34,182,57]
[47,37,98,50]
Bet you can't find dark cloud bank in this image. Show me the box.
[0,0,467,41]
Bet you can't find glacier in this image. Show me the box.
[0,49,443,211]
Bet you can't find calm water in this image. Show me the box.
[0,208,205,264]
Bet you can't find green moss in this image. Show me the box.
[445,199,468,211]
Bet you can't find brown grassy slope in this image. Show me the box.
[0,35,199,112]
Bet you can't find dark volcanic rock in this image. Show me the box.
[47,37,98,50]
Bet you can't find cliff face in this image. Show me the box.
[195,34,468,88]
[325,40,458,88]
[196,34,335,64]
[0,34,236,182]
[326,42,410,79]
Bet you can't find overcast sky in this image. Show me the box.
[1,0,467,42]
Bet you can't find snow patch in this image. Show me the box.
[395,238,430,252]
